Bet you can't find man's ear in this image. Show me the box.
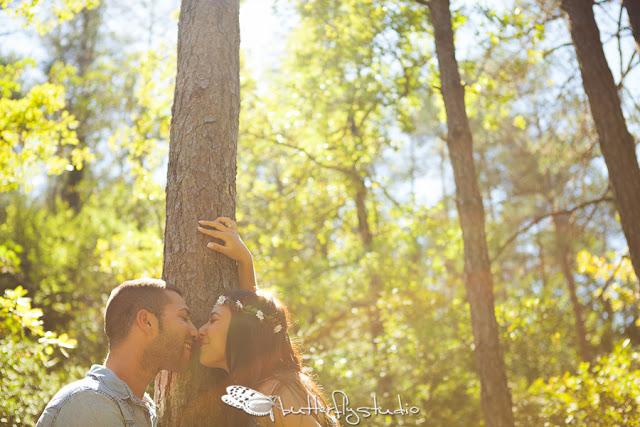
[135,309,159,337]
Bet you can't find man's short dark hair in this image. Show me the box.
[104,278,182,347]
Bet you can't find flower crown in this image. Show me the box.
[216,295,283,334]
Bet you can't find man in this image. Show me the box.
[36,278,196,427]
[37,217,255,427]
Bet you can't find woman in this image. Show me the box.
[197,218,338,427]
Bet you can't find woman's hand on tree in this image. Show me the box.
[197,217,252,264]
[198,216,257,291]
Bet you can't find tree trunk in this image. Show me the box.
[625,310,640,345]
[50,6,102,212]
[561,0,640,282]
[426,1,514,426]
[154,1,240,426]
[552,213,592,362]
[353,177,393,400]
[623,0,640,52]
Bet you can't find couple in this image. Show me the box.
[36,217,338,427]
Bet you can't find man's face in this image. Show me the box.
[145,290,197,371]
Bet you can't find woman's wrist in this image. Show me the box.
[237,250,253,266]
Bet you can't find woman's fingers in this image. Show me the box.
[199,217,236,230]
[197,219,224,230]
[217,217,237,230]
[198,219,232,232]
[206,242,227,254]
[213,219,232,232]
[197,226,226,240]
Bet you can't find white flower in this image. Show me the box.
[235,300,243,310]
[216,295,227,306]
[256,310,264,321]
[273,324,282,334]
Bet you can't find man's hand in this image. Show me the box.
[197,217,256,291]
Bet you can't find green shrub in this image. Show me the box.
[0,286,78,426]
[516,340,640,426]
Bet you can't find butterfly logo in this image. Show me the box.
[221,385,278,422]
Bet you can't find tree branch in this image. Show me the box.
[305,299,371,343]
[245,130,359,179]
[491,192,613,263]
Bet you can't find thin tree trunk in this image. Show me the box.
[50,6,102,211]
[625,310,640,344]
[600,298,615,353]
[425,1,514,426]
[154,1,240,426]
[353,178,393,400]
[552,213,592,362]
[535,233,548,291]
[561,0,640,281]
[623,0,640,52]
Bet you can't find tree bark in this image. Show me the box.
[154,1,240,426]
[552,213,592,362]
[561,0,640,282]
[426,1,514,426]
[623,0,640,52]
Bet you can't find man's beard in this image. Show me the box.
[143,324,187,371]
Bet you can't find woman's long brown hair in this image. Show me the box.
[218,289,336,426]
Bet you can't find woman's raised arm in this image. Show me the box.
[197,217,257,292]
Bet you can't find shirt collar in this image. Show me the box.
[87,364,155,409]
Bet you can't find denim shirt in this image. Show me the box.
[36,364,157,427]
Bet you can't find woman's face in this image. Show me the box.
[198,304,231,370]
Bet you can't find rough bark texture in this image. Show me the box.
[623,0,640,52]
[561,0,640,282]
[154,1,240,426]
[552,214,591,362]
[427,1,515,426]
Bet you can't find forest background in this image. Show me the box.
[1,0,639,425]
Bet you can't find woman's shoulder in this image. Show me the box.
[255,369,294,389]
[255,377,282,396]
[255,372,299,398]
[255,373,338,427]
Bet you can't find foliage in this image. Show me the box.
[516,340,640,426]
[107,47,174,202]
[0,59,92,192]
[0,285,79,426]
[0,0,639,425]
[1,0,99,34]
